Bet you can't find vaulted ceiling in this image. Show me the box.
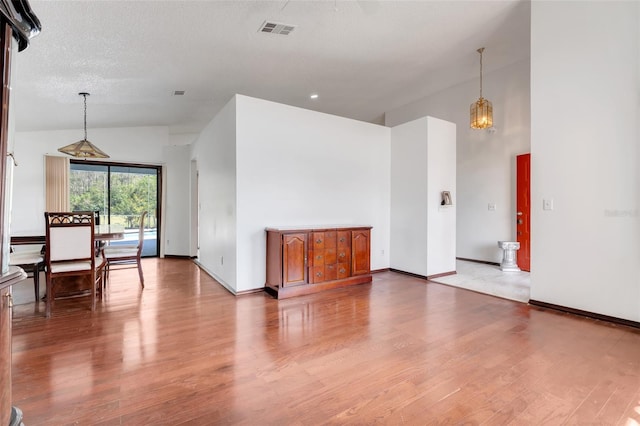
[13,0,530,135]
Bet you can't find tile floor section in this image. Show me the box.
[429,259,530,303]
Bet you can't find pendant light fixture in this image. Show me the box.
[58,92,109,158]
[469,47,493,129]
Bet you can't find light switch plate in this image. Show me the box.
[543,198,554,211]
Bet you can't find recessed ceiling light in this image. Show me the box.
[310,93,319,99]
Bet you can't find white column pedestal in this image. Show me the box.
[498,241,521,272]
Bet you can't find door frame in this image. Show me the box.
[70,159,162,257]
[516,153,531,271]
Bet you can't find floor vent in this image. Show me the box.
[259,21,296,35]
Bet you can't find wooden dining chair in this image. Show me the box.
[9,248,44,302]
[102,211,147,288]
[44,211,105,317]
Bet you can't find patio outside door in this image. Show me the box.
[69,161,160,257]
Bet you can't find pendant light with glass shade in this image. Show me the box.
[470,47,493,129]
[58,92,110,158]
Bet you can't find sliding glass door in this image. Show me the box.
[69,161,160,257]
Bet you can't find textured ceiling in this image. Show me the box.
[12,0,530,135]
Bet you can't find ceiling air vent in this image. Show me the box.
[174,90,185,96]
[259,21,296,35]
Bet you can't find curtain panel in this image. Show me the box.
[45,155,69,211]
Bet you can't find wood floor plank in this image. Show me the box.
[9,260,640,424]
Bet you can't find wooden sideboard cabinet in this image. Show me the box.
[265,226,372,299]
[1,267,27,425]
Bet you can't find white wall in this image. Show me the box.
[390,116,456,277]
[390,118,429,275]
[530,2,639,322]
[11,126,195,258]
[163,144,191,256]
[12,126,169,236]
[385,59,530,263]
[190,97,237,291]
[235,95,391,293]
[189,159,198,258]
[426,117,456,276]
[169,133,198,146]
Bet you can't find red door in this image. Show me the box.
[516,154,531,271]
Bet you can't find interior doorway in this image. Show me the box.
[69,160,161,257]
[516,153,530,271]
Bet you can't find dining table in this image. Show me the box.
[10,224,126,301]
[94,224,125,241]
[11,223,125,245]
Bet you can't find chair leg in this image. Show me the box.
[33,263,40,303]
[91,270,96,311]
[137,259,144,288]
[96,270,102,300]
[45,273,52,318]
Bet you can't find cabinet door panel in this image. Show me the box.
[0,287,10,424]
[351,230,371,276]
[324,247,337,264]
[310,266,325,283]
[312,232,325,251]
[324,231,337,248]
[337,248,351,264]
[324,264,337,281]
[337,231,351,248]
[337,263,350,279]
[283,233,307,286]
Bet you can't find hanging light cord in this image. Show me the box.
[82,93,88,141]
[478,47,484,99]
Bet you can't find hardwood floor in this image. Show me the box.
[10,258,640,425]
